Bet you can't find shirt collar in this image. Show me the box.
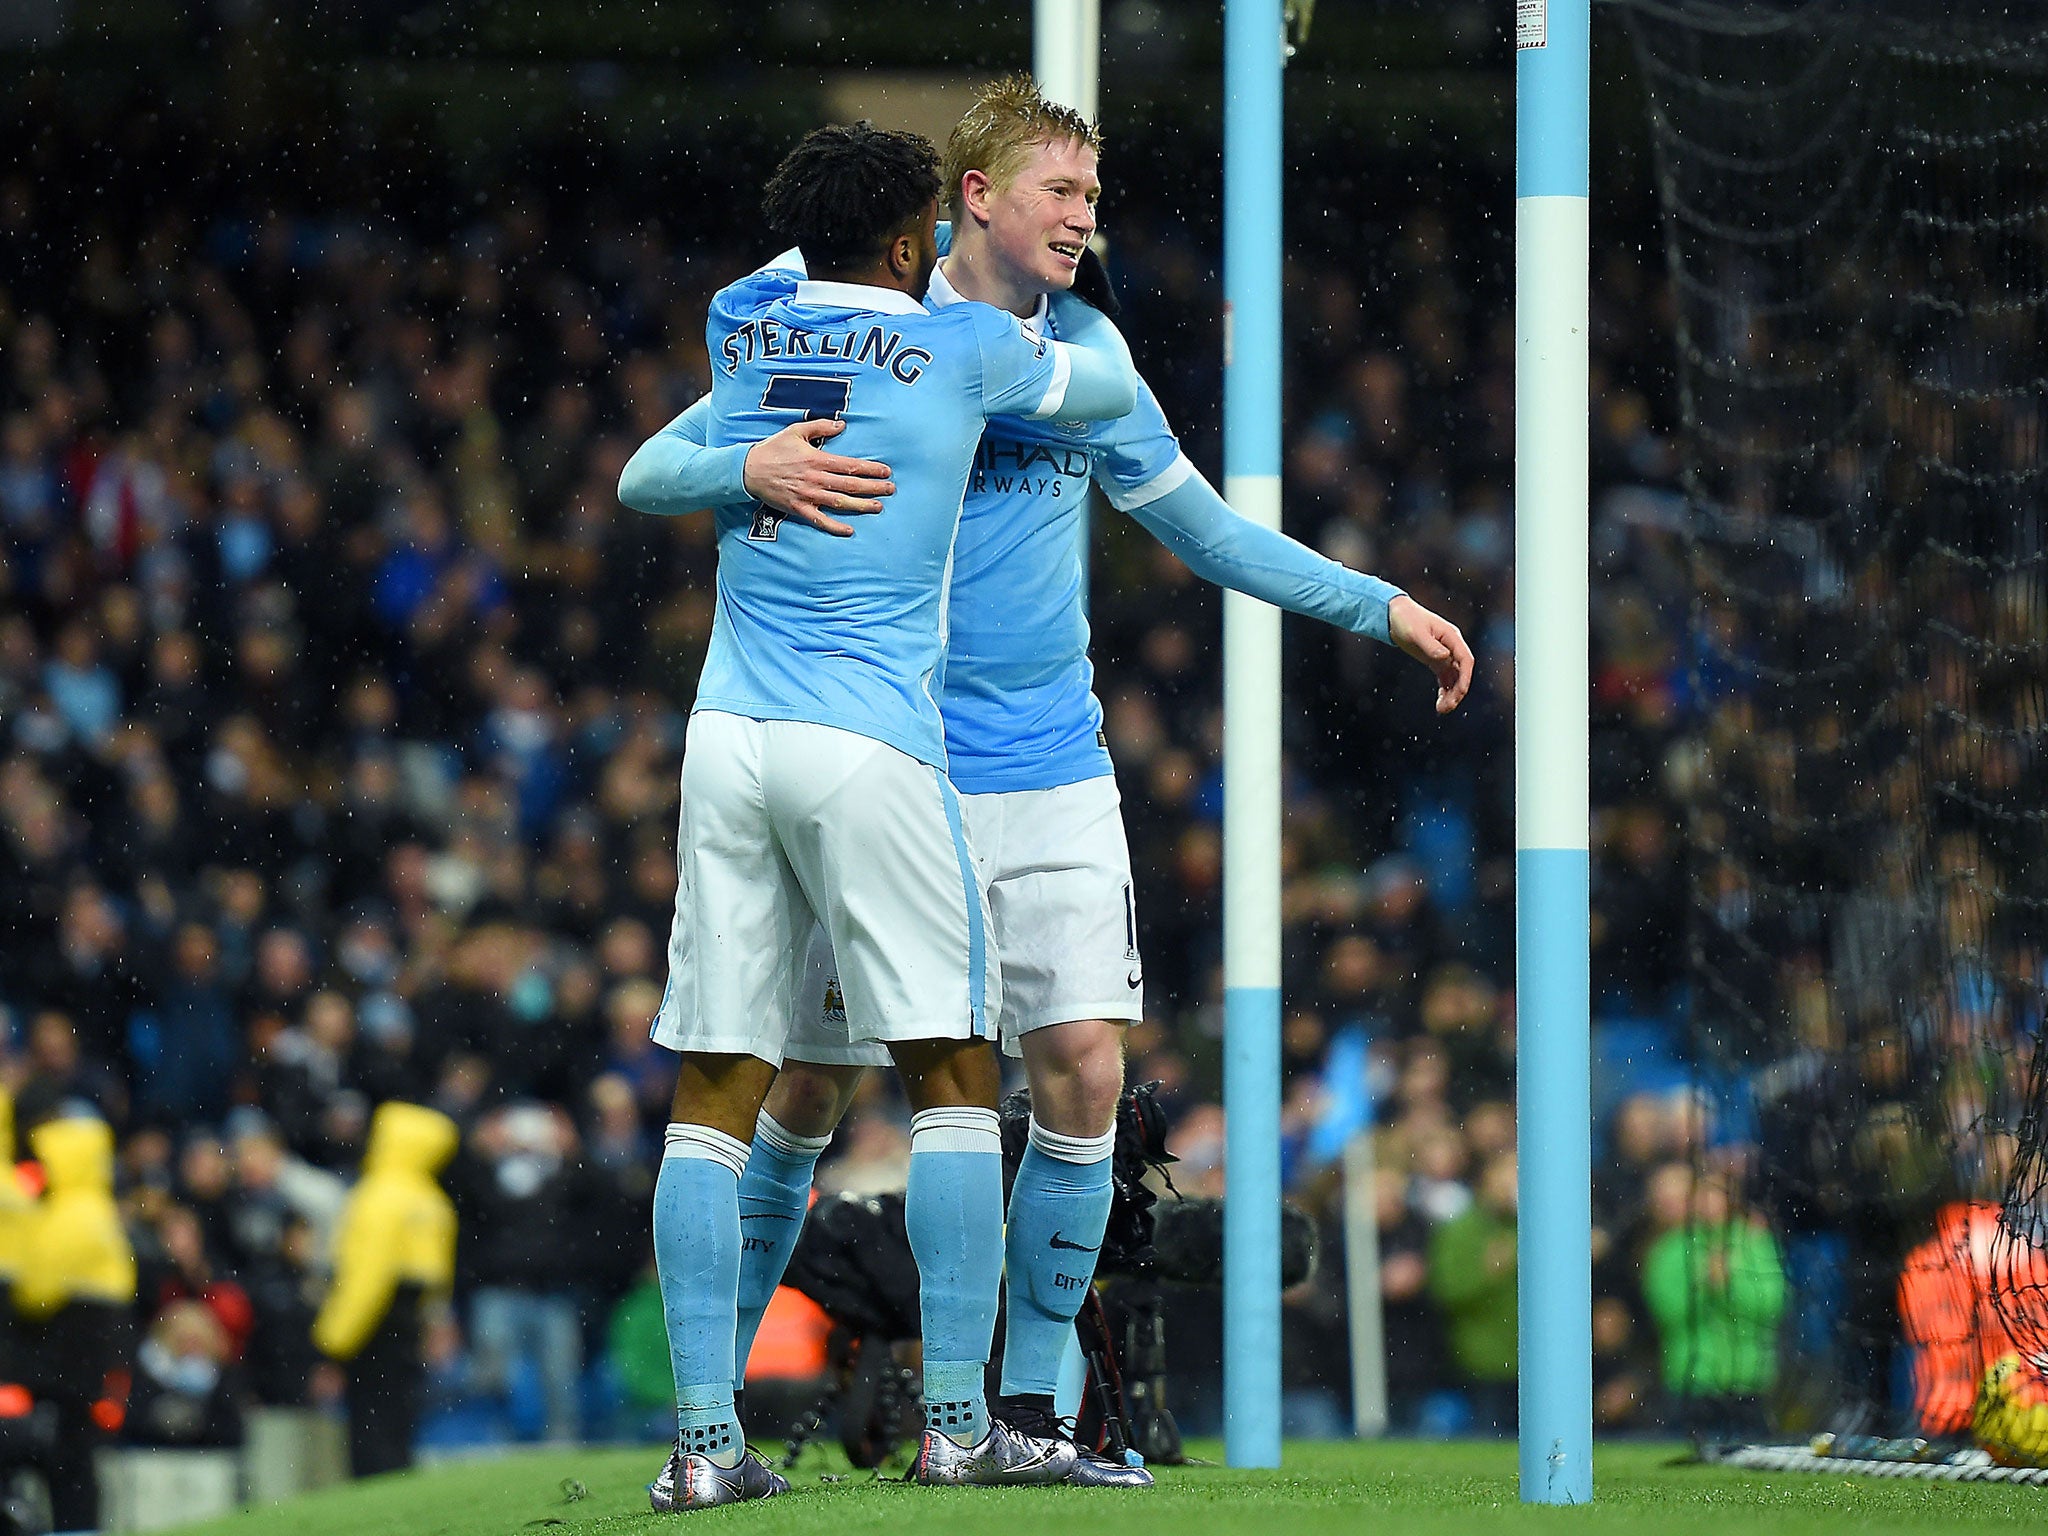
[927,259,1050,334]
[791,278,928,316]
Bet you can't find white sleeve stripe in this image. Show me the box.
[1103,451,1197,511]
[1025,342,1072,420]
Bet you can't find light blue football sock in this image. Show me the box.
[654,1122,750,1467]
[999,1118,1116,1399]
[905,1106,1005,1446]
[733,1110,832,1392]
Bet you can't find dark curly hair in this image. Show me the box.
[761,121,942,277]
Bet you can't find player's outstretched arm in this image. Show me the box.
[1124,464,1405,640]
[1041,294,1137,422]
[1124,464,1472,712]
[1387,593,1474,714]
[617,398,893,537]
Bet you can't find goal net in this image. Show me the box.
[1623,0,2048,1450]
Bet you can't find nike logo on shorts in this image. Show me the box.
[1049,1232,1101,1253]
[1127,969,1142,988]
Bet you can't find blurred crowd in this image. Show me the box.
[1629,3,2048,1441]
[0,63,1826,1487]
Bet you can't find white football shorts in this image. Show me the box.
[784,772,1143,1066]
[650,712,999,1065]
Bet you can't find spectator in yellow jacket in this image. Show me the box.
[0,1087,32,1295]
[0,1086,34,1401]
[313,1101,458,1477]
[14,1116,136,1319]
[13,1115,137,1531]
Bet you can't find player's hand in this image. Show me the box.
[1388,594,1474,715]
[741,419,895,537]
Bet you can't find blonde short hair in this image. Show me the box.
[940,74,1104,218]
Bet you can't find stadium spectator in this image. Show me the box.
[313,1102,459,1477]
[11,1115,136,1531]
[137,1201,256,1367]
[0,1087,28,1275]
[37,881,150,1067]
[1373,1166,1450,1434]
[12,1010,127,1132]
[451,1101,601,1444]
[126,1298,245,1449]
[134,924,240,1129]
[1641,1176,1787,1441]
[1280,1163,1360,1437]
[1428,1150,1518,1434]
[605,1263,680,1443]
[1591,1295,1654,1431]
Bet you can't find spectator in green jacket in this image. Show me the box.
[1640,1173,1786,1440]
[1429,1150,1518,1433]
[605,1263,677,1443]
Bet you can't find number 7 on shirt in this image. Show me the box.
[748,374,856,541]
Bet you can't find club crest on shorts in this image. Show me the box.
[822,976,847,1024]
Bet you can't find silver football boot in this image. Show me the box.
[999,1404,1155,1488]
[648,1444,791,1511]
[907,1417,1079,1485]
[1061,1448,1156,1488]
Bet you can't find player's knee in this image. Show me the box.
[889,1037,1001,1112]
[1078,1034,1126,1123]
[764,1063,859,1138]
[1025,1019,1126,1136]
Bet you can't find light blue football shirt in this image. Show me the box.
[622,251,1401,794]
[925,262,1399,793]
[690,268,1104,769]
[935,300,1183,791]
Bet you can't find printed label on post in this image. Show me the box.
[1517,0,1547,49]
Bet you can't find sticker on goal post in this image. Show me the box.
[1517,0,1546,50]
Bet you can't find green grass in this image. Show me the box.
[163,1440,2042,1536]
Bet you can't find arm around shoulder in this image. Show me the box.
[1044,294,1137,422]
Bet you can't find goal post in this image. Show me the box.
[1033,0,1100,119]
[1221,0,1287,1472]
[1514,0,1594,1507]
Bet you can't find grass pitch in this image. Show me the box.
[162,1440,2038,1536]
